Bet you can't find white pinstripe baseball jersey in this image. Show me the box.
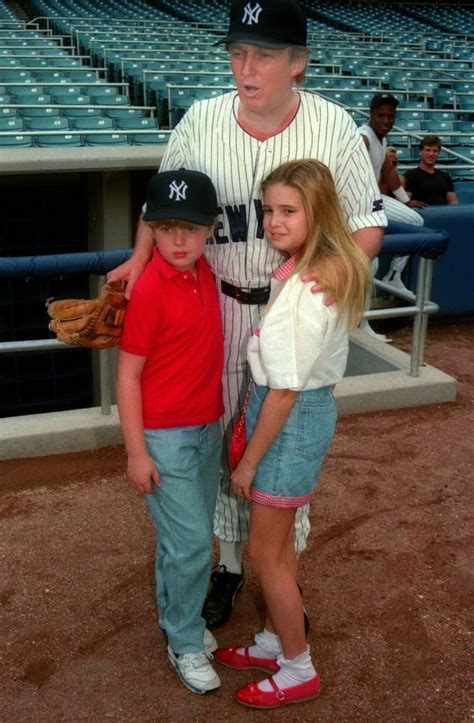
[160,90,387,287]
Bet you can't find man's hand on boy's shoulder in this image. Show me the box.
[127,453,161,494]
[107,256,148,301]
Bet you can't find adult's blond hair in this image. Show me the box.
[261,159,370,330]
[290,45,310,85]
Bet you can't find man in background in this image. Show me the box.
[404,135,459,206]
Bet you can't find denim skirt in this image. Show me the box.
[246,383,337,508]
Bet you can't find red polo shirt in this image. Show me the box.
[120,249,224,429]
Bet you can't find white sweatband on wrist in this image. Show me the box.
[393,186,410,204]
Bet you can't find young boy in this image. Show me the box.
[116,169,224,694]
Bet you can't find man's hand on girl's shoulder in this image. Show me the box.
[301,270,335,305]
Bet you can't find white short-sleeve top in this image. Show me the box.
[247,259,349,392]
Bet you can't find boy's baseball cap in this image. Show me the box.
[370,93,399,110]
[215,0,307,49]
[143,169,218,226]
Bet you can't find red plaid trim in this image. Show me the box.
[272,255,298,281]
[250,488,313,508]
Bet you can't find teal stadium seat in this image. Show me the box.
[35,133,83,147]
[61,107,102,119]
[397,110,426,122]
[455,146,474,162]
[128,132,171,145]
[90,94,129,106]
[114,116,159,130]
[18,106,60,118]
[70,116,114,130]
[85,85,119,97]
[11,92,52,105]
[50,93,91,105]
[0,133,33,146]
[26,116,70,131]
[457,121,474,132]
[0,117,24,131]
[103,107,145,120]
[83,132,129,145]
[0,70,31,83]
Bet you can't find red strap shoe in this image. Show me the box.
[235,673,320,708]
[214,645,280,673]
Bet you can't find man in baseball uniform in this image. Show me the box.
[109,0,387,628]
[358,93,423,298]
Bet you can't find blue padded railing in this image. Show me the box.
[0,248,132,277]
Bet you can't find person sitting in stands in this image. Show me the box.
[404,135,459,207]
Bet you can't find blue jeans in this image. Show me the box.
[144,422,221,654]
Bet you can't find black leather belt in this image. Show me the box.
[221,280,270,305]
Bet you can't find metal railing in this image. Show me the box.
[0,235,447,420]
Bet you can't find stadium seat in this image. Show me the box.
[0,133,33,146]
[397,110,426,123]
[11,92,52,105]
[35,133,83,147]
[128,132,170,145]
[26,116,70,131]
[18,106,60,118]
[70,116,114,130]
[51,93,91,105]
[104,107,145,120]
[455,146,474,162]
[0,107,18,118]
[114,116,159,130]
[85,85,119,97]
[0,117,24,131]
[61,107,102,119]
[90,94,130,106]
[394,121,422,136]
[83,133,129,145]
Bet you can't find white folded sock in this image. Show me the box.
[237,628,282,659]
[257,646,316,692]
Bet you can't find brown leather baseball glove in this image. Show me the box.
[46,280,127,349]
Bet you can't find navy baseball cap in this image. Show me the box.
[370,93,399,110]
[143,170,218,226]
[215,0,307,49]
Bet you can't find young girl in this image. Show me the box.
[214,159,370,709]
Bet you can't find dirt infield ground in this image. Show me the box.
[1,320,473,722]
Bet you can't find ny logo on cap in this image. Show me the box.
[242,2,263,25]
[169,180,188,201]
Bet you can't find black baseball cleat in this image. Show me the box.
[202,565,244,628]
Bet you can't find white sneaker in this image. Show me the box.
[167,646,221,694]
[382,272,415,297]
[204,628,218,654]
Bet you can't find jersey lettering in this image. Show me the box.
[254,199,264,239]
[224,204,248,242]
[211,207,229,244]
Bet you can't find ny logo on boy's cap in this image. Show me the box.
[242,2,263,25]
[169,180,188,201]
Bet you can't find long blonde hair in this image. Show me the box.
[261,159,371,329]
